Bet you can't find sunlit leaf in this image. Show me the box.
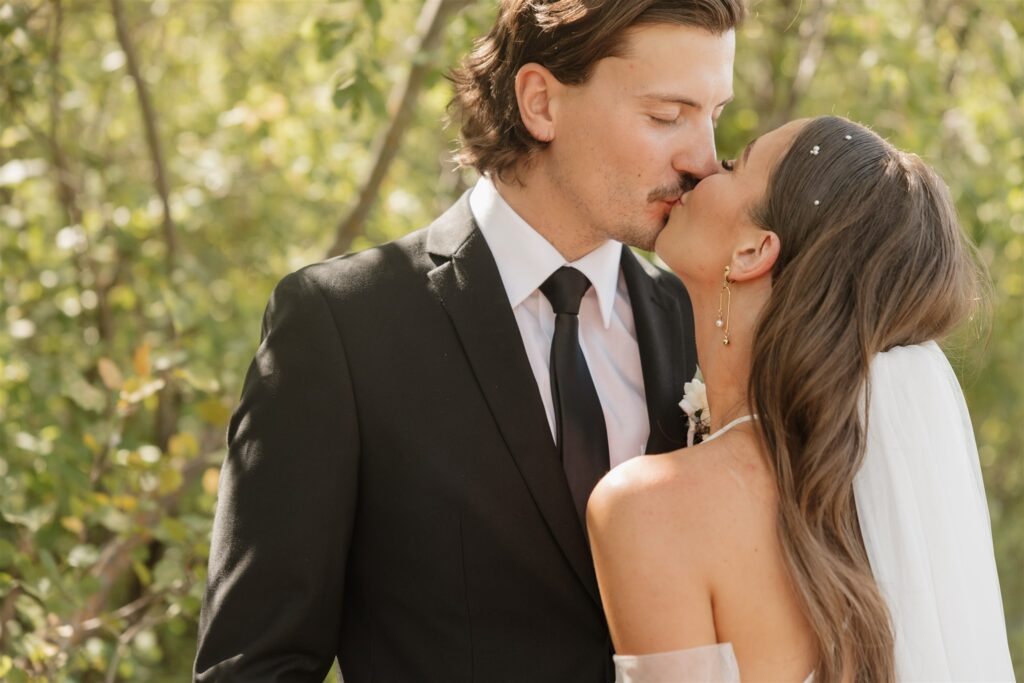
[2,502,56,533]
[157,466,184,496]
[98,507,132,534]
[112,495,138,512]
[132,559,152,587]
[174,368,220,393]
[132,342,151,377]
[332,73,359,110]
[97,358,124,390]
[169,432,199,460]
[67,544,99,568]
[0,572,16,596]
[60,516,85,535]
[201,467,220,496]
[83,432,102,455]
[119,377,166,405]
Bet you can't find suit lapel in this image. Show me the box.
[620,247,695,455]
[425,198,601,608]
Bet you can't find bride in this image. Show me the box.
[586,115,1015,682]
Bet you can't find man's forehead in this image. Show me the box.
[604,24,735,88]
[597,27,734,104]
[615,22,736,58]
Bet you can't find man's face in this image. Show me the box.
[546,23,735,250]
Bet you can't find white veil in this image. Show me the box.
[854,341,1015,681]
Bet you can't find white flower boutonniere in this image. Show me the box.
[679,370,711,447]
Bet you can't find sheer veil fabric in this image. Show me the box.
[854,341,1014,680]
[613,343,1014,682]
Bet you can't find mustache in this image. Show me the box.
[647,175,699,202]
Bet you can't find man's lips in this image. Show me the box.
[662,192,690,217]
[657,199,678,217]
[654,191,689,215]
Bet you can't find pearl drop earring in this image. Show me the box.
[715,266,732,345]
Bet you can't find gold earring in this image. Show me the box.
[715,266,731,346]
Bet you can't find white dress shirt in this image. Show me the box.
[469,176,650,468]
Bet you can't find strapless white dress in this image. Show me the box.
[613,642,814,683]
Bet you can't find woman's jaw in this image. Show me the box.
[656,119,809,430]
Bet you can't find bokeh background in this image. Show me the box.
[1,0,1021,679]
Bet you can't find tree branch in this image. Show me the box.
[110,0,181,483]
[768,0,836,129]
[47,0,79,227]
[67,446,222,646]
[110,0,177,275]
[936,2,980,93]
[326,0,472,258]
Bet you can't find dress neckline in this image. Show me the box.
[702,414,757,444]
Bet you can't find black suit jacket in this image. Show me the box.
[194,193,697,682]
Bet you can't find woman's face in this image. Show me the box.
[655,119,808,284]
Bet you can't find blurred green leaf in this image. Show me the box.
[61,368,106,413]
[2,502,56,533]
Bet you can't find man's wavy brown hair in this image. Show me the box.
[449,0,745,182]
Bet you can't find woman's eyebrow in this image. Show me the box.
[740,136,758,167]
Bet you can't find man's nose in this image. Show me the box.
[672,119,720,181]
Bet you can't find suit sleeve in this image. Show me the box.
[194,269,359,681]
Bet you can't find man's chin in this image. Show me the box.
[614,223,660,252]
[633,232,659,252]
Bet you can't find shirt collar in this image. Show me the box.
[470,175,622,329]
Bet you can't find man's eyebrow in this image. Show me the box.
[639,94,735,109]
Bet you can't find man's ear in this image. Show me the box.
[728,229,780,283]
[515,63,561,143]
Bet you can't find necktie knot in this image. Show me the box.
[540,267,592,316]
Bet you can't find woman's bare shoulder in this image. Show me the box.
[586,437,777,653]
[588,436,774,549]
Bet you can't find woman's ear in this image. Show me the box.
[728,229,780,283]
[515,63,560,143]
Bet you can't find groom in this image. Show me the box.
[194,1,743,680]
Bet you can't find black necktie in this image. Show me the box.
[540,267,611,533]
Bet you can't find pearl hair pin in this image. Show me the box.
[809,135,853,205]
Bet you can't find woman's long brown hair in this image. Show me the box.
[748,116,981,682]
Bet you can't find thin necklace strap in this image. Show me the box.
[702,414,758,444]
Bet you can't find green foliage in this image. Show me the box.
[0,0,1020,679]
